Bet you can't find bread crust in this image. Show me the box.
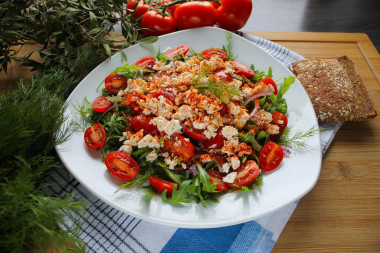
[292,56,377,122]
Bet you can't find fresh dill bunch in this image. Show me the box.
[279,125,321,149]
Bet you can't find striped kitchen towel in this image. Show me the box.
[47,32,342,253]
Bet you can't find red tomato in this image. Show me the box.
[152,89,176,104]
[131,114,159,135]
[149,176,178,194]
[201,48,228,61]
[92,96,113,113]
[126,0,150,19]
[183,127,207,141]
[209,1,220,9]
[105,151,140,181]
[207,169,230,191]
[213,69,232,82]
[202,129,225,149]
[141,10,176,36]
[259,77,278,95]
[228,160,260,188]
[134,56,155,75]
[219,104,227,116]
[259,141,284,171]
[160,0,178,14]
[270,111,288,141]
[162,133,194,162]
[104,74,128,94]
[163,45,190,58]
[216,0,252,31]
[84,124,107,150]
[174,1,216,30]
[231,61,254,78]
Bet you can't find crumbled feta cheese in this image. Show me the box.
[230,155,241,170]
[222,172,237,183]
[222,126,238,140]
[146,150,158,162]
[164,156,178,170]
[151,116,182,136]
[137,134,160,149]
[221,163,231,173]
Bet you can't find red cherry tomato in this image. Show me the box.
[104,74,128,94]
[201,48,228,61]
[216,0,252,31]
[183,127,208,141]
[131,114,159,135]
[231,61,255,78]
[152,89,176,104]
[259,141,284,171]
[213,69,232,82]
[228,160,260,188]
[84,124,107,150]
[149,176,178,194]
[126,0,150,19]
[163,45,190,58]
[141,10,176,36]
[105,151,140,181]
[209,1,220,9]
[270,111,288,141]
[219,104,227,116]
[162,133,194,162]
[92,96,113,113]
[160,0,178,14]
[207,169,230,191]
[259,77,278,95]
[174,1,216,30]
[134,56,155,75]
[202,129,225,149]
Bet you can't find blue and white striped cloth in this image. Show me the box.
[48,32,342,253]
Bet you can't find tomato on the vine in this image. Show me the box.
[174,1,216,30]
[259,141,284,171]
[216,0,252,31]
[105,74,128,94]
[160,0,178,14]
[207,169,230,191]
[84,124,107,150]
[105,151,140,181]
[141,10,176,36]
[126,0,150,19]
[92,96,113,113]
[149,176,178,194]
[228,160,260,188]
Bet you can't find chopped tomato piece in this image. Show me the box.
[207,169,230,191]
[92,96,113,113]
[259,77,278,95]
[131,114,159,135]
[231,61,254,78]
[270,111,288,141]
[162,133,194,162]
[84,124,106,150]
[228,160,260,188]
[201,48,228,61]
[149,176,178,194]
[105,151,140,181]
[183,127,207,141]
[134,56,156,75]
[104,74,128,94]
[163,45,190,58]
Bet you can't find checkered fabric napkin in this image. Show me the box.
[47,32,342,253]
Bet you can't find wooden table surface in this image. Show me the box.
[2,32,380,252]
[243,32,380,252]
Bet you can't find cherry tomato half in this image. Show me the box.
[259,77,278,95]
[259,141,284,171]
[162,133,194,162]
[163,45,190,58]
[131,114,159,135]
[201,48,228,61]
[149,176,178,194]
[152,89,176,104]
[134,56,155,75]
[174,1,216,30]
[213,69,232,82]
[207,169,230,191]
[84,124,107,150]
[201,128,225,149]
[270,111,288,141]
[126,0,150,19]
[105,151,140,181]
[92,96,113,113]
[228,160,260,188]
[231,61,255,78]
[141,10,176,36]
[104,74,128,94]
[183,127,208,141]
[216,0,252,31]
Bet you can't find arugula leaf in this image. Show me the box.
[170,180,193,203]
[196,164,217,193]
[239,132,262,152]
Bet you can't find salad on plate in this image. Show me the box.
[79,38,296,207]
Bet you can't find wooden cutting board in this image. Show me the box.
[244,32,380,252]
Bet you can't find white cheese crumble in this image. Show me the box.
[222,172,237,183]
[222,126,238,140]
[151,116,182,136]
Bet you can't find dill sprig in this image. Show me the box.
[279,125,321,149]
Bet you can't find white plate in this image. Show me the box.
[56,27,321,228]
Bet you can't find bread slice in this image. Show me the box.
[292,56,377,122]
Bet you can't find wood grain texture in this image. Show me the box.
[246,31,380,253]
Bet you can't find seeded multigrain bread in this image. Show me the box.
[292,56,377,122]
